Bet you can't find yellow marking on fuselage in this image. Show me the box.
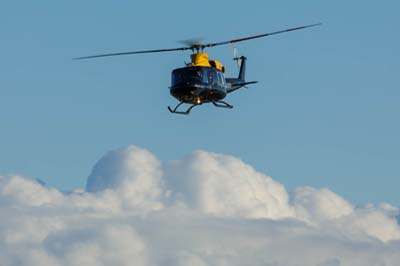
[190,52,225,72]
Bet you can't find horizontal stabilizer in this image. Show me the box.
[227,81,258,93]
[233,81,258,87]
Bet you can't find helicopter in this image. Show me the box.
[75,23,321,114]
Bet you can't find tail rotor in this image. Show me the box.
[232,47,242,70]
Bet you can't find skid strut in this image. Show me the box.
[168,102,200,115]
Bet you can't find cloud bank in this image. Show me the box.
[0,146,399,266]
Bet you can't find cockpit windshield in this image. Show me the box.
[172,67,209,86]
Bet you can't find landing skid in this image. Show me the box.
[168,102,200,115]
[212,100,233,109]
[168,100,233,115]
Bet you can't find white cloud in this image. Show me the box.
[292,186,354,223]
[86,146,165,212]
[164,150,294,219]
[0,145,399,266]
[0,174,63,207]
[44,224,148,266]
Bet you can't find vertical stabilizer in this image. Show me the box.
[226,55,257,94]
[238,56,247,81]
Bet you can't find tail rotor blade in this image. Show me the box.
[233,47,238,59]
[232,46,241,70]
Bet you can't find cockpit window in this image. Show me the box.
[219,72,226,86]
[171,67,225,87]
[172,68,205,86]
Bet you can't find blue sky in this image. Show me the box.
[1,0,399,205]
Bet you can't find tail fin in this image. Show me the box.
[226,55,256,94]
[232,48,246,81]
[237,56,247,81]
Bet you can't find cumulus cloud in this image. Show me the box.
[0,146,399,266]
[165,150,294,219]
[292,186,354,223]
[86,146,165,212]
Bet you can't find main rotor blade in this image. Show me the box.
[74,23,321,60]
[178,37,204,47]
[204,23,322,48]
[73,46,191,60]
